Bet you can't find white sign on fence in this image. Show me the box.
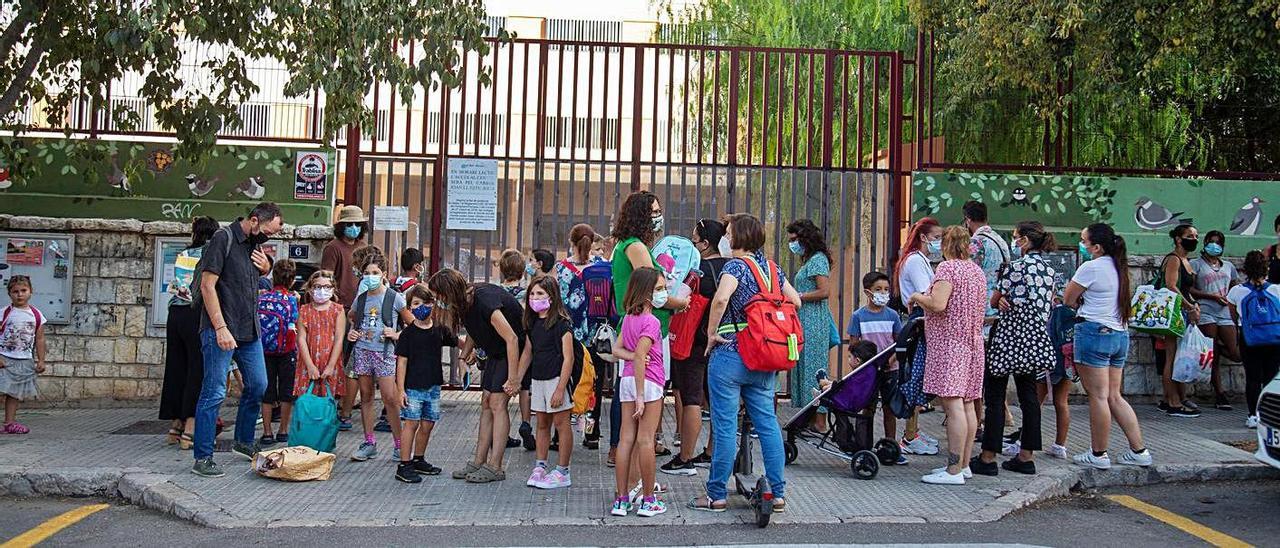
[373,206,410,232]
[445,158,499,231]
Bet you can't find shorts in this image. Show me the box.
[1198,314,1236,327]
[530,378,573,414]
[670,356,707,407]
[1073,321,1130,368]
[618,376,664,403]
[479,356,510,393]
[262,354,297,404]
[351,347,396,378]
[400,386,442,422]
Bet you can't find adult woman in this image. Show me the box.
[429,268,526,483]
[1064,223,1153,469]
[322,206,369,425]
[1159,224,1203,418]
[159,216,220,449]
[554,223,600,448]
[908,226,987,485]
[973,222,1057,476]
[893,217,942,456]
[692,213,799,512]
[1189,230,1240,409]
[1226,251,1280,428]
[785,219,835,429]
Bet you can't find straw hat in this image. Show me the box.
[336,205,367,224]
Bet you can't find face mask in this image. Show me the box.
[1204,243,1223,257]
[651,290,670,309]
[343,224,362,239]
[529,297,551,313]
[525,264,537,278]
[651,215,665,233]
[311,287,333,302]
[411,304,433,321]
[1011,245,1024,260]
[926,240,942,256]
[1079,241,1093,261]
[871,291,891,307]
[718,235,733,257]
[1180,238,1198,253]
[358,274,382,295]
[788,241,804,255]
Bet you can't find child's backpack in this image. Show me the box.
[651,235,701,289]
[1240,282,1280,346]
[583,261,617,324]
[258,289,299,356]
[1048,304,1079,382]
[345,288,401,357]
[0,305,44,335]
[570,342,596,415]
[737,256,803,372]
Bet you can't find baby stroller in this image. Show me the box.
[782,343,901,480]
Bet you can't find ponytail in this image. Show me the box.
[1086,223,1130,313]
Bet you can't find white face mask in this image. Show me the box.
[311,287,334,302]
[651,215,665,234]
[871,291,891,307]
[718,235,733,257]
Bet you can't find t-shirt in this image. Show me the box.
[847,306,903,354]
[898,251,934,308]
[612,237,672,336]
[320,238,366,307]
[395,323,458,389]
[1191,258,1238,320]
[620,312,665,387]
[198,221,264,343]
[0,306,40,360]
[464,283,526,359]
[394,275,419,293]
[352,287,407,352]
[970,226,1010,319]
[1226,283,1280,328]
[528,316,573,381]
[1072,256,1124,331]
[716,252,788,350]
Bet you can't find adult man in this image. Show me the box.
[963,200,1010,436]
[191,203,283,477]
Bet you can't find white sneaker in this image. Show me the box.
[1002,440,1021,457]
[1117,449,1153,468]
[1246,415,1260,429]
[931,466,973,479]
[921,469,966,485]
[918,430,941,448]
[1045,444,1069,459]
[1073,451,1112,470]
[901,435,939,455]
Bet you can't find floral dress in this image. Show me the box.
[922,259,986,400]
[554,259,592,342]
[294,302,347,398]
[790,252,834,407]
[987,253,1057,377]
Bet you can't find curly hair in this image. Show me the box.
[785,219,831,262]
[611,191,660,246]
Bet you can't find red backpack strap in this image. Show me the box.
[742,256,781,299]
[29,306,42,330]
[559,259,583,277]
[0,306,10,333]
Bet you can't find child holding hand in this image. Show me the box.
[513,276,576,489]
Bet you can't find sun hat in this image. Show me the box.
[336,205,367,224]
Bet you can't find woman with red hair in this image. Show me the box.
[894,217,943,457]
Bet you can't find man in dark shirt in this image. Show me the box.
[191,202,282,478]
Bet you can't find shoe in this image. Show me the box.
[1156,401,1172,413]
[610,496,631,517]
[655,443,672,456]
[1073,451,1112,470]
[375,418,393,433]
[636,497,668,517]
[1166,406,1201,418]
[917,430,940,447]
[1046,444,1069,459]
[520,422,536,451]
[690,451,712,468]
[527,466,548,487]
[1215,394,1233,411]
[1183,399,1200,411]
[701,410,711,422]
[507,437,522,448]
[969,457,999,477]
[465,464,505,483]
[396,462,423,483]
[1002,440,1021,457]
[256,416,263,426]
[338,417,353,431]
[232,441,259,460]
[628,481,667,505]
[748,428,759,440]
[1002,429,1022,444]
[550,438,560,452]
[275,433,288,444]
[895,454,910,465]
[932,466,973,479]
[191,458,225,478]
[412,458,442,475]
[582,438,600,450]
[973,428,984,443]
[921,469,965,485]
[673,435,682,448]
[538,469,571,489]
[901,435,939,455]
[1117,449,1153,467]
[1246,415,1260,429]
[453,461,480,480]
[392,447,401,461]
[259,434,276,446]
[1002,457,1037,475]
[352,441,378,461]
[660,456,698,476]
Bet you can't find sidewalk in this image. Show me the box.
[0,392,1274,528]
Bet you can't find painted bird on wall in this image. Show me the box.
[1134,197,1192,230]
[186,174,219,197]
[1001,187,1037,211]
[1229,196,1265,236]
[232,176,265,200]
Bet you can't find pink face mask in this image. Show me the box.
[529,298,551,313]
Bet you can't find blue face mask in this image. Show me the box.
[358,274,382,295]
[343,224,362,239]
[788,241,804,255]
[1204,242,1223,257]
[1079,241,1093,261]
[411,304,432,321]
[926,240,942,256]
[525,264,538,278]
[1011,245,1024,260]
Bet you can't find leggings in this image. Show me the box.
[1242,340,1280,416]
[981,370,1042,454]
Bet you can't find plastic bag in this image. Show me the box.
[1130,285,1187,338]
[1171,328,1214,384]
[253,446,335,482]
[288,382,338,453]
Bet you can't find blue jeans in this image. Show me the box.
[194,328,267,460]
[704,348,786,501]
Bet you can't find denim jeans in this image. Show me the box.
[704,348,786,501]
[194,328,267,460]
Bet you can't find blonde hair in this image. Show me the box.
[303,270,336,304]
[941,226,971,261]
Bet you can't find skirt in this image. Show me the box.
[0,357,38,400]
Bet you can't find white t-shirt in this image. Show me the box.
[898,252,934,308]
[0,306,39,360]
[1072,256,1125,331]
[1226,283,1280,328]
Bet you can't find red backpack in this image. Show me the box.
[736,256,803,372]
[669,260,720,360]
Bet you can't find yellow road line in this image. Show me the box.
[1106,495,1251,548]
[0,503,109,548]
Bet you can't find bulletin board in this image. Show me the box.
[0,232,75,324]
[151,236,286,326]
[1042,250,1080,296]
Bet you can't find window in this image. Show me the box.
[427,112,507,147]
[234,103,272,137]
[546,19,622,44]
[544,116,620,151]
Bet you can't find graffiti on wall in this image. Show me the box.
[912,172,1277,256]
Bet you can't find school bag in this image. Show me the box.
[258,289,299,356]
[1240,282,1280,346]
[736,256,803,372]
[582,261,617,325]
[0,305,44,335]
[288,381,339,453]
[651,235,702,290]
[669,260,720,360]
[570,342,596,415]
[188,226,235,312]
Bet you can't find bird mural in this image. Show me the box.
[106,155,130,194]
[1001,187,1037,211]
[186,174,219,197]
[1229,196,1265,236]
[232,176,265,200]
[1134,197,1192,231]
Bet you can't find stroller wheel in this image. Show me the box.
[874,438,901,465]
[784,441,799,465]
[851,450,879,480]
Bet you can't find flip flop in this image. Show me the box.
[4,422,30,434]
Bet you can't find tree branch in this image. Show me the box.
[0,41,47,120]
[0,6,37,63]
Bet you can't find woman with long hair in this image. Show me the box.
[159,216,220,449]
[1227,251,1280,428]
[1159,224,1203,418]
[1188,230,1240,409]
[893,217,943,456]
[785,219,836,431]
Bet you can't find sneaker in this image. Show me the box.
[337,417,353,431]
[392,447,401,461]
[917,430,940,448]
[275,432,288,444]
[1246,415,1260,429]
[660,456,698,476]
[1166,406,1201,418]
[259,434,276,446]
[636,497,668,517]
[921,469,965,485]
[191,458,225,478]
[932,466,973,479]
[375,418,393,433]
[701,409,711,422]
[538,469,572,489]
[895,454,910,466]
[749,428,759,439]
[232,441,259,460]
[690,451,713,468]
[1183,399,1200,411]
[1073,451,1112,470]
[968,457,999,477]
[352,441,377,461]
[673,435,682,448]
[1002,440,1021,457]
[1002,457,1037,475]
[412,459,442,475]
[506,437,521,448]
[520,422,536,451]
[396,462,423,483]
[1156,401,1172,413]
[1215,394,1233,411]
[1002,429,1022,444]
[610,496,631,517]
[1046,444,1069,459]
[901,435,939,455]
[1117,449,1153,467]
[628,481,666,505]
[527,466,548,487]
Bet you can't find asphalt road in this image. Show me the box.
[2,480,1276,547]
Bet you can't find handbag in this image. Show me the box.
[828,316,842,349]
[288,381,339,453]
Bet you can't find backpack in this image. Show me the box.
[189,226,235,312]
[258,289,299,356]
[651,236,702,290]
[347,288,401,357]
[736,256,803,372]
[570,342,595,414]
[592,323,618,363]
[1240,282,1280,346]
[583,261,617,324]
[669,260,720,361]
[0,305,44,336]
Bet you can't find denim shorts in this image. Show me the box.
[400,386,441,422]
[1073,321,1130,368]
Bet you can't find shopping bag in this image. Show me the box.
[288,382,338,453]
[1171,328,1214,384]
[1129,285,1187,338]
[252,446,336,482]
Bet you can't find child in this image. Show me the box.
[0,276,46,433]
[497,248,534,450]
[846,272,912,462]
[394,285,458,483]
[340,245,383,432]
[1040,302,1075,458]
[295,270,347,409]
[530,249,555,276]
[609,267,667,517]
[515,276,576,489]
[395,248,425,293]
[346,250,411,462]
[259,259,300,445]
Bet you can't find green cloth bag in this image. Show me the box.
[1129,285,1186,338]
[288,382,338,453]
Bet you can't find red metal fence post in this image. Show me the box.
[343,124,362,206]
[727,50,740,201]
[630,46,646,192]
[887,52,905,267]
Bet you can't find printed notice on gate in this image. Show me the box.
[446,158,498,231]
[294,151,329,200]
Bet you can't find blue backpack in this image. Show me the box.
[258,289,299,356]
[1240,282,1280,346]
[583,261,617,325]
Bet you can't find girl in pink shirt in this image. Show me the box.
[609,267,668,517]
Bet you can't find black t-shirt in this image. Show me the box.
[464,283,525,359]
[528,316,573,381]
[690,257,729,354]
[394,323,458,389]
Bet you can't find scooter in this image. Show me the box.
[733,413,774,528]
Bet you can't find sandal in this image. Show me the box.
[4,422,29,435]
[452,461,481,480]
[465,464,506,483]
[773,498,787,513]
[687,495,727,512]
[166,428,182,445]
[179,433,194,450]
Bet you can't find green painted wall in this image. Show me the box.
[912,172,1277,256]
[0,138,335,224]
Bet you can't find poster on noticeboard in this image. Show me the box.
[0,232,74,324]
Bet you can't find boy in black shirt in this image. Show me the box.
[394,285,458,483]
